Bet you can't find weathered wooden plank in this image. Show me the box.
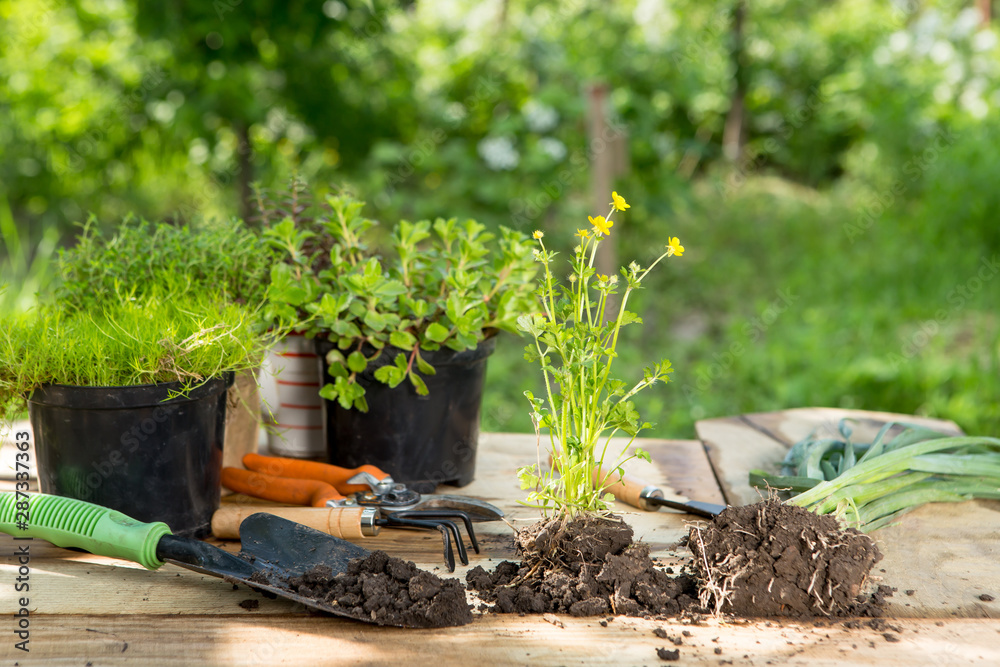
[0,419,37,481]
[0,433,702,616]
[696,408,1000,619]
[7,614,1000,666]
[871,500,1000,619]
[643,438,728,507]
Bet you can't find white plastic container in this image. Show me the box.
[264,333,325,458]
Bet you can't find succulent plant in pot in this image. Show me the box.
[258,184,538,491]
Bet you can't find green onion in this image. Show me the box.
[749,419,1000,531]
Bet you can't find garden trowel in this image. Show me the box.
[0,491,456,628]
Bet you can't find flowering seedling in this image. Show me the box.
[517,192,684,517]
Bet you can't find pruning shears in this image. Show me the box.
[217,453,504,571]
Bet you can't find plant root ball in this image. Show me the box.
[688,499,883,618]
[468,515,702,617]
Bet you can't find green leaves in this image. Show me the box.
[319,375,368,412]
[389,331,416,350]
[517,314,545,337]
[346,350,367,373]
[515,199,684,518]
[363,310,388,332]
[262,187,536,410]
[373,363,405,388]
[425,322,450,343]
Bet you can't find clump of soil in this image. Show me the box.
[688,499,883,618]
[466,515,701,617]
[260,551,472,628]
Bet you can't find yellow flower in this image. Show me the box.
[589,215,613,236]
[532,230,544,240]
[610,191,630,211]
[575,228,590,239]
[667,237,684,257]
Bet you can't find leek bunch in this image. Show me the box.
[750,420,1000,531]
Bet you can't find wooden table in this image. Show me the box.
[3,431,1000,666]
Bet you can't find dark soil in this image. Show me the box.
[688,499,883,618]
[656,647,680,661]
[466,515,701,617]
[252,551,472,628]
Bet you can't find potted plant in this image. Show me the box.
[0,218,277,537]
[0,292,269,538]
[53,217,279,476]
[257,183,537,491]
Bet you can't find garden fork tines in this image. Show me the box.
[380,509,479,572]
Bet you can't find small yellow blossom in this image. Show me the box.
[575,228,590,239]
[589,215,613,236]
[610,191,630,211]
[596,274,609,282]
[667,237,684,257]
[533,230,544,240]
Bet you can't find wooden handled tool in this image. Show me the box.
[211,505,380,540]
[593,467,726,518]
[221,467,347,507]
[242,453,391,495]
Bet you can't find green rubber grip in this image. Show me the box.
[0,492,172,570]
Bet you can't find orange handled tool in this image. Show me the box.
[242,453,392,495]
[593,467,725,518]
[221,467,347,507]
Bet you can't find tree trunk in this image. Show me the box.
[237,123,254,225]
[722,0,748,163]
[587,84,618,292]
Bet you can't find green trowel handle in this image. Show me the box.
[0,492,171,570]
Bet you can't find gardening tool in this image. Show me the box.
[0,491,446,628]
[220,453,504,571]
[594,467,726,518]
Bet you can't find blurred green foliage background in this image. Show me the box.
[1,0,998,437]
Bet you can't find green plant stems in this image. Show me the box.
[776,431,1000,532]
[518,195,681,517]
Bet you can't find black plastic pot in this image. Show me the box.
[317,336,496,493]
[28,375,232,538]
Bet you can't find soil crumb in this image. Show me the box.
[238,599,259,611]
[656,647,680,661]
[688,499,883,618]
[261,551,471,628]
[466,515,701,617]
